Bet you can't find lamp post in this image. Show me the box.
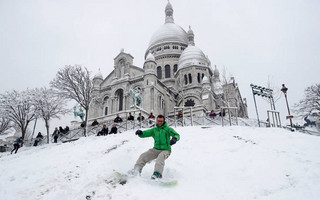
[281,84,293,129]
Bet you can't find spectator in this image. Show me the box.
[52,127,59,143]
[177,111,183,119]
[91,119,99,126]
[97,124,108,136]
[11,137,23,154]
[128,112,134,121]
[209,110,217,119]
[148,112,155,120]
[148,112,155,124]
[80,121,86,128]
[137,113,145,122]
[59,126,64,134]
[114,114,123,123]
[110,124,118,134]
[64,126,70,133]
[219,109,226,117]
[33,132,44,146]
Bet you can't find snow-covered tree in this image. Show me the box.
[0,90,37,139]
[295,83,320,118]
[30,87,70,143]
[0,117,14,135]
[50,65,95,137]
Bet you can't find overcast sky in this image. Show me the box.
[1,0,319,132]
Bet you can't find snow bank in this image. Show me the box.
[0,126,320,200]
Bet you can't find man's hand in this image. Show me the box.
[170,137,177,145]
[135,130,143,136]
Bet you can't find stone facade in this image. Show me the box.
[88,2,248,121]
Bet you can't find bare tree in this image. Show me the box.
[0,117,14,135]
[50,65,95,137]
[221,66,234,107]
[30,87,70,143]
[261,76,281,109]
[294,83,320,118]
[0,90,37,139]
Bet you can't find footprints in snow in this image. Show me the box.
[233,135,256,145]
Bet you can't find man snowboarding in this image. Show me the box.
[132,114,180,179]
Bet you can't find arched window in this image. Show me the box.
[157,66,162,79]
[173,64,178,73]
[165,65,170,78]
[184,74,188,85]
[197,73,200,83]
[104,107,108,115]
[115,89,124,111]
[188,73,192,84]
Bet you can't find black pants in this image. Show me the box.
[54,137,58,143]
[11,144,20,154]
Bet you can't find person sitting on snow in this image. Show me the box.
[131,114,180,179]
[109,124,118,134]
[97,124,108,136]
[33,132,44,146]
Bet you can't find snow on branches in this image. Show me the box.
[295,83,320,118]
[50,65,96,137]
[0,90,37,139]
[30,87,70,143]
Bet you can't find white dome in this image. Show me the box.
[213,81,223,95]
[178,45,208,69]
[147,23,188,51]
[93,71,103,80]
[145,52,155,62]
[214,66,220,77]
[202,75,209,84]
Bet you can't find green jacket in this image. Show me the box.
[139,122,180,153]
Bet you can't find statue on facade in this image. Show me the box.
[73,105,85,121]
[129,88,142,107]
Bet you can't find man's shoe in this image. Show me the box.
[151,171,162,179]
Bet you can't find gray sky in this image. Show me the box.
[1,0,319,132]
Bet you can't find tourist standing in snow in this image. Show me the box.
[11,137,23,154]
[132,114,180,179]
[52,127,59,143]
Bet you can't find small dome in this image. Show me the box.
[214,65,220,77]
[202,75,209,84]
[93,70,103,80]
[213,81,223,95]
[178,45,208,69]
[145,52,155,62]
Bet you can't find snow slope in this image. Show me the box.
[1,126,320,200]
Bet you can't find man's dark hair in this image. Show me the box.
[157,114,165,119]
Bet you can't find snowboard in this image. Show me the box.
[108,171,178,187]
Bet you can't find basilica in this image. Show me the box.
[88,2,248,121]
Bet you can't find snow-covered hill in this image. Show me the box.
[1,126,320,200]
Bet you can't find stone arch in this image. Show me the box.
[115,89,124,111]
[157,66,162,79]
[165,64,170,78]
